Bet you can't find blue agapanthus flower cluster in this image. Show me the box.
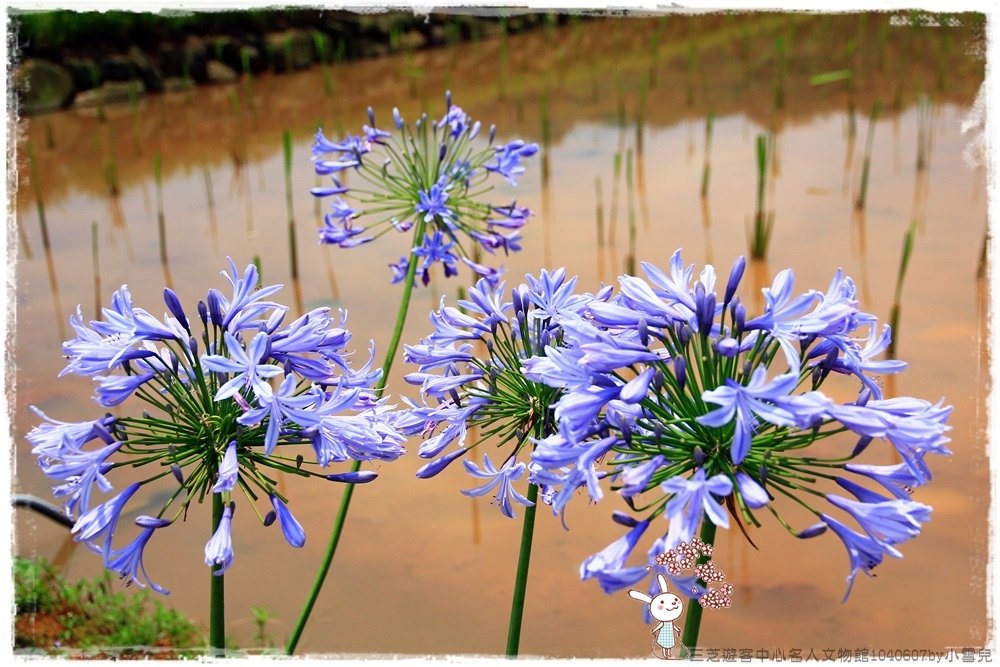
[28,260,410,593]
[523,249,951,602]
[403,269,608,518]
[311,91,538,285]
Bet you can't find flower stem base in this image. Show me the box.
[505,482,539,657]
[680,519,717,652]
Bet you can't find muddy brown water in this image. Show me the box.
[11,13,988,657]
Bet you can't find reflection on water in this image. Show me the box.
[12,12,987,656]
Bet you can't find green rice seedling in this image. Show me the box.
[608,150,622,246]
[313,32,335,96]
[540,94,551,148]
[88,62,106,122]
[647,21,663,89]
[916,94,933,171]
[855,100,881,211]
[153,151,169,278]
[595,177,605,247]
[750,134,774,259]
[888,222,916,358]
[809,69,851,86]
[977,224,989,280]
[686,39,696,107]
[27,143,50,252]
[228,88,242,118]
[202,166,218,249]
[252,607,276,649]
[92,221,101,316]
[773,33,786,110]
[103,156,120,199]
[284,129,299,282]
[128,82,141,156]
[242,47,256,102]
[701,112,715,199]
[625,148,637,275]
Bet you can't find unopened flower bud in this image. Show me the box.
[851,436,873,457]
[693,445,705,466]
[650,370,664,393]
[263,511,277,527]
[674,357,687,392]
[326,471,378,484]
[637,318,649,346]
[415,448,467,479]
[171,464,184,485]
[732,301,746,333]
[206,290,224,326]
[511,288,523,315]
[797,522,827,539]
[809,365,822,389]
[163,288,190,333]
[678,325,692,347]
[724,256,746,307]
[697,288,716,335]
[612,510,640,528]
[715,338,739,357]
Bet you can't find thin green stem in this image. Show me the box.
[680,520,717,652]
[210,493,225,655]
[505,481,539,657]
[285,214,429,655]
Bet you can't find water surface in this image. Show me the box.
[12,13,988,656]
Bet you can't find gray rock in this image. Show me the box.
[239,45,267,74]
[183,37,209,83]
[127,46,164,93]
[208,36,241,71]
[206,60,238,84]
[264,29,316,73]
[15,59,76,114]
[99,54,135,82]
[162,77,195,93]
[73,80,145,108]
[63,56,101,92]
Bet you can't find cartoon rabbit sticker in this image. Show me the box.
[629,574,683,659]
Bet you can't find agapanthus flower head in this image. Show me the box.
[311,91,538,284]
[526,249,950,604]
[30,260,407,593]
[404,269,606,517]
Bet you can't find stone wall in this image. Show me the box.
[12,9,566,115]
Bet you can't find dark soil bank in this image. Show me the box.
[11,9,566,114]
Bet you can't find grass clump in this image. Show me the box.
[14,556,202,656]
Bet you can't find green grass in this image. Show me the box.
[14,556,202,653]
